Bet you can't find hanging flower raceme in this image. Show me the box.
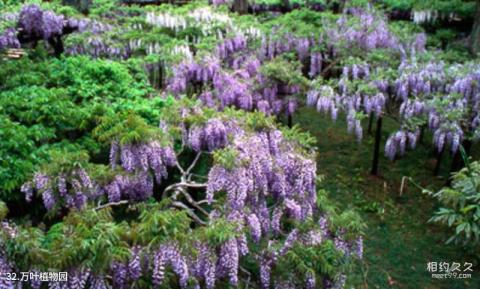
[394,60,446,101]
[0,252,15,289]
[385,60,480,161]
[18,4,64,40]
[187,118,230,152]
[146,12,187,32]
[66,36,131,59]
[103,172,154,203]
[0,28,20,50]
[167,57,221,94]
[19,111,179,212]
[399,99,426,119]
[152,243,190,288]
[259,33,312,61]
[257,216,363,289]
[215,35,247,59]
[217,238,239,286]
[309,52,323,78]
[307,85,339,121]
[191,243,217,289]
[412,9,458,25]
[384,129,420,160]
[206,129,317,225]
[21,165,98,211]
[213,69,254,110]
[341,63,370,81]
[330,9,399,52]
[109,139,176,183]
[433,124,464,154]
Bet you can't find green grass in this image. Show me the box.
[294,107,479,289]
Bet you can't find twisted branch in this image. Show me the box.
[162,181,207,199]
[171,201,207,225]
[185,152,202,178]
[94,200,129,211]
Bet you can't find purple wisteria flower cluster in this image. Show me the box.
[305,47,476,163]
[215,35,247,59]
[66,37,131,59]
[21,168,95,210]
[167,36,303,118]
[0,28,20,50]
[333,8,399,52]
[21,139,177,210]
[207,129,316,218]
[187,118,230,152]
[152,244,189,288]
[11,114,363,289]
[18,4,64,40]
[110,140,177,181]
[385,60,480,159]
[0,252,15,289]
[0,3,122,56]
[256,216,363,289]
[307,62,386,142]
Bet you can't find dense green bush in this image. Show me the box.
[424,156,480,246]
[0,56,161,199]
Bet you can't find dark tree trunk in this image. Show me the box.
[159,61,164,89]
[471,0,480,55]
[450,139,472,174]
[367,112,374,135]
[233,0,248,14]
[287,114,293,128]
[370,116,383,175]
[434,148,444,176]
[418,125,425,145]
[48,36,64,58]
[17,22,77,58]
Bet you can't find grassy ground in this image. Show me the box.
[294,107,479,289]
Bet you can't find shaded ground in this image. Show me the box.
[294,107,479,289]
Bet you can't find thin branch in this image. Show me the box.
[240,265,252,289]
[187,173,208,182]
[162,181,207,199]
[321,59,341,77]
[176,162,186,175]
[197,199,216,205]
[399,176,408,196]
[362,261,369,289]
[179,190,210,216]
[171,201,207,225]
[239,265,251,276]
[382,112,399,123]
[185,152,202,177]
[94,200,129,211]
